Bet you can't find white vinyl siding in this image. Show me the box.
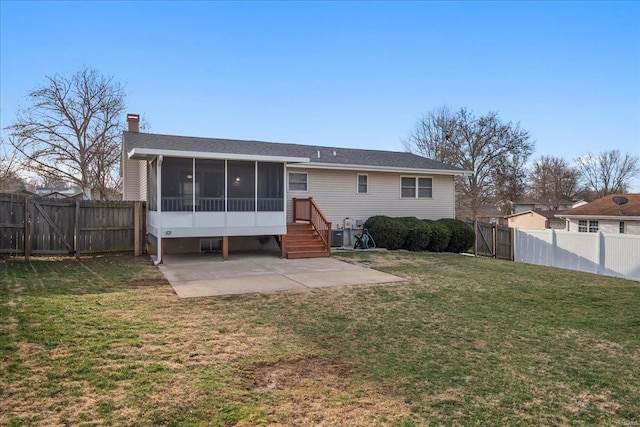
[122,155,145,200]
[138,160,147,202]
[286,168,455,224]
[567,218,640,235]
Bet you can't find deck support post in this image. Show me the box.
[280,234,287,258]
[222,236,229,260]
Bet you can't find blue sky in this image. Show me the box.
[1,1,639,188]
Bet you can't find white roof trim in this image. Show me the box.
[557,214,640,221]
[506,210,545,219]
[128,147,310,163]
[287,162,469,176]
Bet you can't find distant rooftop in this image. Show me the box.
[559,194,640,217]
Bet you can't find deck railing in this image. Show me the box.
[292,197,331,249]
[160,197,284,212]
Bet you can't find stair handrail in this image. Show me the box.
[292,197,332,249]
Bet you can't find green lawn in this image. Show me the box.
[1,252,638,426]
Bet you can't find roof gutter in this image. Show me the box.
[557,214,640,221]
[128,147,310,163]
[287,162,470,176]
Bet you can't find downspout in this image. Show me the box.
[154,155,164,265]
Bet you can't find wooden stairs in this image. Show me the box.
[283,222,331,259]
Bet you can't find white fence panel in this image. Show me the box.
[553,232,599,274]
[602,233,640,280]
[515,229,640,282]
[515,229,554,266]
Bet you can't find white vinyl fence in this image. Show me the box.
[515,229,640,282]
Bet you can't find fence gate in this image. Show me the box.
[0,193,145,258]
[474,221,514,260]
[29,199,75,254]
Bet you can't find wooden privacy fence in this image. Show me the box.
[0,193,145,258]
[472,221,514,260]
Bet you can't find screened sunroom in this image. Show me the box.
[126,145,310,260]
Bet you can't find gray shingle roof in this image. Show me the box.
[123,131,464,172]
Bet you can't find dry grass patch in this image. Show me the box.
[2,252,639,426]
[237,353,413,426]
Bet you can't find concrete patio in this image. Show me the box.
[158,252,406,298]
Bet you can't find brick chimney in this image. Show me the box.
[127,113,140,132]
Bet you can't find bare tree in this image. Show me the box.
[404,106,534,219]
[6,67,125,200]
[575,150,640,198]
[0,138,25,193]
[529,155,579,209]
[494,153,529,215]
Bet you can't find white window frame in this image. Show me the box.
[578,219,598,233]
[620,221,626,234]
[288,172,308,192]
[357,174,368,194]
[400,176,433,199]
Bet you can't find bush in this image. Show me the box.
[363,216,408,250]
[438,218,475,253]
[401,217,431,251]
[423,220,451,252]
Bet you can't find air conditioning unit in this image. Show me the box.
[331,230,344,247]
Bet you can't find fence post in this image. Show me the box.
[596,231,603,274]
[474,219,478,256]
[551,229,557,267]
[510,227,515,261]
[74,200,81,259]
[134,201,141,256]
[492,224,497,258]
[24,197,31,260]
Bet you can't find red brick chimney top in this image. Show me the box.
[127,113,140,132]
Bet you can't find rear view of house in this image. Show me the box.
[121,114,466,262]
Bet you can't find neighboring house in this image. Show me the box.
[35,186,82,198]
[121,114,467,261]
[513,198,582,213]
[506,209,567,230]
[556,194,640,235]
[474,204,507,226]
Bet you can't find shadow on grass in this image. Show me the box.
[0,255,167,298]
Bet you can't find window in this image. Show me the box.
[578,219,598,233]
[401,177,416,198]
[401,176,433,198]
[357,174,368,194]
[620,221,626,234]
[288,172,308,192]
[418,177,433,198]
